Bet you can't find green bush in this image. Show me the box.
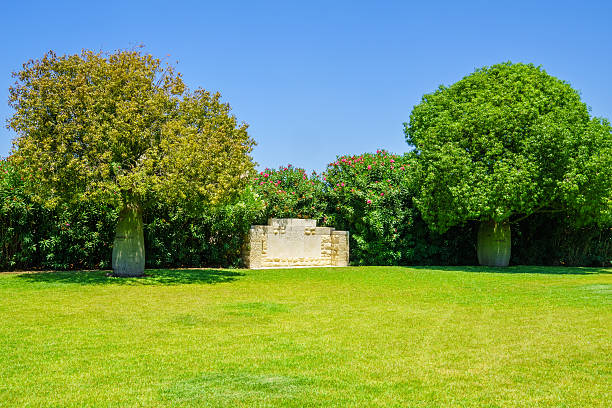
[1,154,610,270]
[512,214,612,267]
[1,158,117,270]
[144,189,263,268]
[36,203,117,270]
[0,157,262,270]
[0,158,42,269]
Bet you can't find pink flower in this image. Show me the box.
[400,166,405,170]
[367,165,372,170]
[263,173,269,178]
[380,192,384,196]
[341,182,345,187]
[390,159,395,163]
[367,199,372,204]
[260,182,264,185]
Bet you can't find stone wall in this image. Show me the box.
[243,218,349,269]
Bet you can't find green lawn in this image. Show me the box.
[0,266,610,407]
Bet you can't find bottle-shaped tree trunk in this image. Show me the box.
[477,220,511,267]
[112,204,145,277]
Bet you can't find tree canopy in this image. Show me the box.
[9,49,255,210]
[405,62,612,234]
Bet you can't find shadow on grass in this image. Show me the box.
[407,265,611,275]
[17,268,245,286]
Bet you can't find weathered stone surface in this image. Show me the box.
[243,218,349,269]
[268,218,317,228]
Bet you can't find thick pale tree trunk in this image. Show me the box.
[477,220,511,267]
[112,204,145,277]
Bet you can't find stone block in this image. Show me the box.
[244,218,349,269]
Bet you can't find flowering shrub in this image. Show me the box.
[323,150,420,264]
[251,165,328,223]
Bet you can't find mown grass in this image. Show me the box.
[0,266,610,407]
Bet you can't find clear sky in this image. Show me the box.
[1,0,611,173]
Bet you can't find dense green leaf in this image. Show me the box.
[405,62,612,232]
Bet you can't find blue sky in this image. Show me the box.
[1,0,611,172]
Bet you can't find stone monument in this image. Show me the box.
[243,218,349,269]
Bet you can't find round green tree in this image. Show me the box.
[9,49,256,276]
[405,62,612,266]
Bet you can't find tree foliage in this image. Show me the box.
[9,49,255,210]
[405,62,612,232]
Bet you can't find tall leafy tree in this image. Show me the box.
[405,62,612,266]
[9,49,256,276]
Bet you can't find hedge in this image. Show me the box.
[1,155,610,270]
